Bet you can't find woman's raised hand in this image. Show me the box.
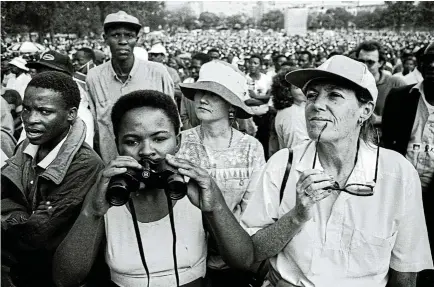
[82,156,143,217]
[165,154,226,213]
[294,169,336,223]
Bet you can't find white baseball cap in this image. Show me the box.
[104,11,141,32]
[179,60,253,119]
[285,55,378,103]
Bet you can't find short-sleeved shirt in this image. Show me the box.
[86,57,175,163]
[176,127,266,269]
[405,82,434,192]
[275,104,310,149]
[242,141,433,287]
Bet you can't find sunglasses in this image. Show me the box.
[357,59,377,67]
[313,124,378,197]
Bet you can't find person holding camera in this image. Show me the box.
[53,90,252,287]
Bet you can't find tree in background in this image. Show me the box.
[260,10,284,30]
[199,12,220,29]
[415,1,434,29]
[383,1,416,30]
[1,1,166,41]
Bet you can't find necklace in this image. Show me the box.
[199,125,233,148]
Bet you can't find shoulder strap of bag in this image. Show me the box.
[279,148,293,204]
[251,148,294,287]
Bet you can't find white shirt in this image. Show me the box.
[6,73,31,99]
[104,197,207,287]
[405,82,434,191]
[242,141,433,287]
[275,103,310,149]
[404,68,424,85]
[248,73,272,96]
[23,132,69,168]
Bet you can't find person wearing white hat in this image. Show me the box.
[148,43,182,106]
[6,57,31,99]
[177,60,266,286]
[185,56,432,287]
[86,11,175,164]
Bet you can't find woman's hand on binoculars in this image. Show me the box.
[165,154,225,213]
[83,156,143,218]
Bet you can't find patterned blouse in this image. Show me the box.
[176,127,266,221]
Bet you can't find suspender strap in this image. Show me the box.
[279,148,293,204]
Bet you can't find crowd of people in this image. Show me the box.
[2,9,434,287]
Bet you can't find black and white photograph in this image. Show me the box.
[1,1,434,287]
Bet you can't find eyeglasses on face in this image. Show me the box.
[313,125,379,197]
[357,58,377,67]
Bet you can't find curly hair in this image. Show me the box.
[271,68,299,111]
[111,90,180,137]
[26,71,80,109]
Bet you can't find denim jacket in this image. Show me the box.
[1,118,104,286]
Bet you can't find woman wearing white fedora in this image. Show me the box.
[178,60,266,286]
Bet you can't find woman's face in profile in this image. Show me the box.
[116,107,178,162]
[194,90,231,122]
[304,79,362,143]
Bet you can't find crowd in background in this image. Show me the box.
[2,11,434,287]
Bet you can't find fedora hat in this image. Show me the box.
[179,60,253,119]
[9,57,29,72]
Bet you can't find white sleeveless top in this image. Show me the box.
[104,197,207,287]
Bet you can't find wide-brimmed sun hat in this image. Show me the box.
[179,60,253,119]
[285,55,378,104]
[9,57,29,72]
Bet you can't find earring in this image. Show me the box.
[229,110,235,121]
[358,118,364,126]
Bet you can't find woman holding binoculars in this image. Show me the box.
[53,90,252,287]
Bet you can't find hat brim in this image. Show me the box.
[26,62,72,76]
[179,81,253,119]
[285,69,374,100]
[10,63,29,72]
[104,22,142,33]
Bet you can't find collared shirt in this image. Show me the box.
[22,131,69,203]
[23,131,69,169]
[406,82,434,192]
[242,141,433,287]
[375,71,406,116]
[86,57,175,163]
[275,103,310,149]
